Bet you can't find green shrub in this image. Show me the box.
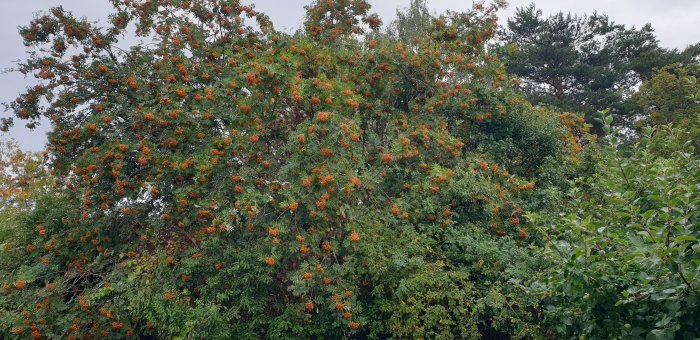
[530,113,700,339]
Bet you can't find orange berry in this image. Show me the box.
[349,231,359,242]
[316,111,329,123]
[346,99,359,109]
[14,280,26,289]
[510,216,520,226]
[126,76,139,89]
[246,73,259,86]
[381,153,393,164]
[319,148,333,157]
[302,177,313,187]
[390,204,400,217]
[264,257,275,266]
[350,176,362,188]
[518,227,528,239]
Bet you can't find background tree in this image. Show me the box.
[632,62,700,153]
[384,0,432,49]
[499,4,700,132]
[0,139,52,242]
[0,140,50,208]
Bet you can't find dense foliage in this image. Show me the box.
[530,113,700,339]
[0,0,697,339]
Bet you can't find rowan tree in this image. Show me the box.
[0,1,585,338]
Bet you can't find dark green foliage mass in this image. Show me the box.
[499,4,700,132]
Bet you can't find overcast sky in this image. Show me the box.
[2,0,699,152]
